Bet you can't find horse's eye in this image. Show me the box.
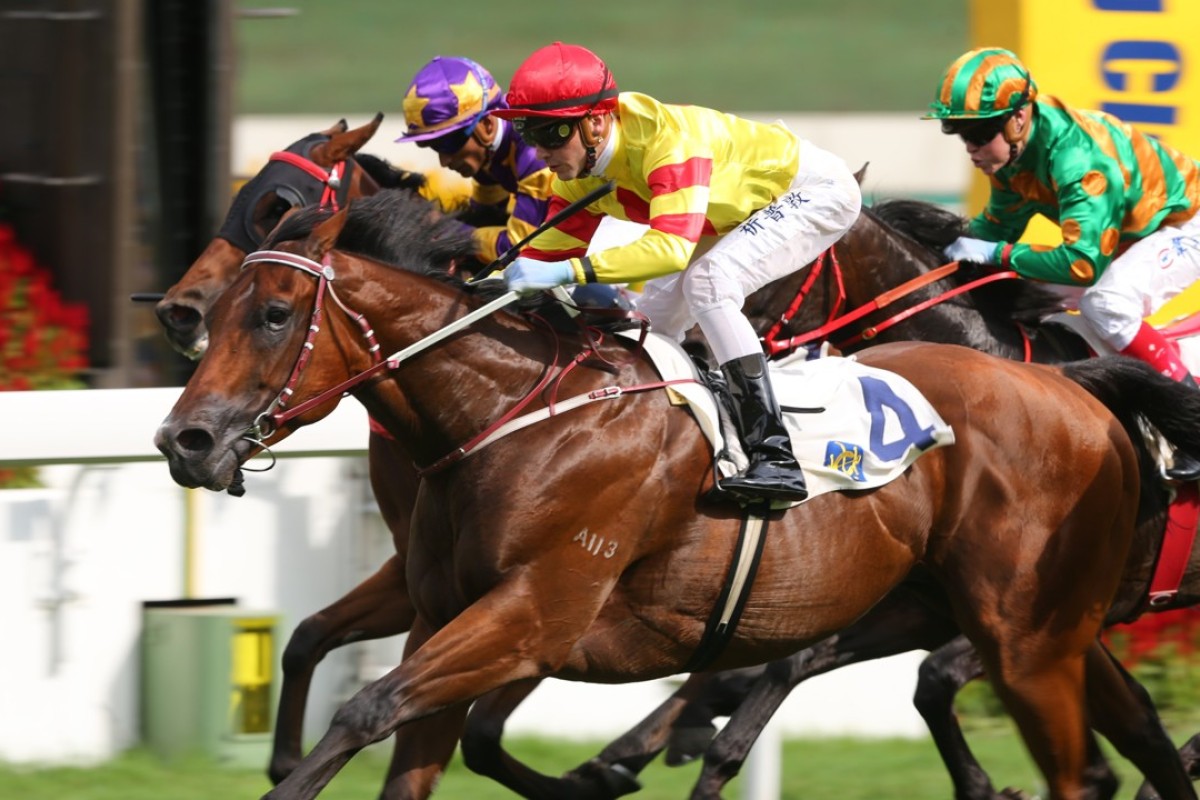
[264,306,290,329]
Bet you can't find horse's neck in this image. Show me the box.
[341,272,577,463]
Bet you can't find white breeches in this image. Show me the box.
[1051,213,1200,350]
[634,139,862,365]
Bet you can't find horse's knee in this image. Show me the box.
[280,615,330,675]
[328,683,397,745]
[912,656,957,717]
[459,713,505,773]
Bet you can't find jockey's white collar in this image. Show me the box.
[489,118,506,153]
[592,117,617,177]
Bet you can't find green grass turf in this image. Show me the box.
[234,0,967,115]
[3,715,1197,799]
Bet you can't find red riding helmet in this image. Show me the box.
[492,42,619,120]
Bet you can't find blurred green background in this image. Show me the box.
[235,0,967,115]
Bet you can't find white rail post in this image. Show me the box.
[742,713,782,800]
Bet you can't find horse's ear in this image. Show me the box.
[306,205,350,260]
[324,113,384,162]
[319,118,349,136]
[853,162,869,185]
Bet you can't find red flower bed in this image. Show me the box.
[1104,606,1200,666]
[0,216,91,486]
[0,221,89,391]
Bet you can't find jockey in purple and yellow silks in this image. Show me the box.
[490,42,862,503]
[928,47,1200,480]
[395,56,552,265]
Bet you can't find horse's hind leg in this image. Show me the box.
[687,586,961,800]
[556,669,759,800]
[1084,641,1197,800]
[915,636,1118,800]
[270,555,414,785]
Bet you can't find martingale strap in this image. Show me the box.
[682,508,770,673]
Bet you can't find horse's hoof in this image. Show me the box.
[666,724,716,766]
[562,759,643,799]
[998,789,1039,800]
[594,764,642,798]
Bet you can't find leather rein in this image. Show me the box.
[760,249,1026,359]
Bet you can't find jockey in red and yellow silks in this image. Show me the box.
[491,42,862,503]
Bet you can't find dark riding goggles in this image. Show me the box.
[422,121,478,155]
[512,117,579,150]
[941,115,1010,147]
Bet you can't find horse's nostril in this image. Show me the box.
[176,427,215,455]
[157,303,201,334]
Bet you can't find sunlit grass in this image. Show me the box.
[3,714,1196,799]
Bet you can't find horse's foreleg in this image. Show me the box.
[370,617,470,800]
[1085,641,1197,800]
[270,555,414,785]
[688,585,961,800]
[262,583,595,800]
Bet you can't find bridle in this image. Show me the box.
[238,250,383,452]
[267,149,348,211]
[216,135,355,255]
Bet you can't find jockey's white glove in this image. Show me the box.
[504,257,577,293]
[944,236,1002,266]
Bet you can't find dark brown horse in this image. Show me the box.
[153,115,409,359]
[153,192,1200,800]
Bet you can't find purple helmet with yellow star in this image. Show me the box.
[395,56,506,143]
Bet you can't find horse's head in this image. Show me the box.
[155,190,478,492]
[155,205,360,491]
[154,114,385,360]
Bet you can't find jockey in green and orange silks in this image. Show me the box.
[928,47,1200,480]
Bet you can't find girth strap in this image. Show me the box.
[682,507,770,672]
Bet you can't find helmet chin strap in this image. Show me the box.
[1000,108,1031,169]
[578,114,605,177]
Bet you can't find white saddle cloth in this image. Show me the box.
[623,332,956,505]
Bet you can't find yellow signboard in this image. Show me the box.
[967,0,1199,245]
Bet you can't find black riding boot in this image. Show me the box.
[719,353,809,502]
[1167,375,1200,481]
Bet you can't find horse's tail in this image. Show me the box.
[1062,355,1200,460]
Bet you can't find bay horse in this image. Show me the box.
[153,192,1200,800]
[149,116,617,797]
[561,199,1198,800]
[567,199,1200,800]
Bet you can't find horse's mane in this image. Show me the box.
[263,190,478,278]
[866,198,1068,322]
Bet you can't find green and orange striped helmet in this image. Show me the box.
[924,47,1037,120]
